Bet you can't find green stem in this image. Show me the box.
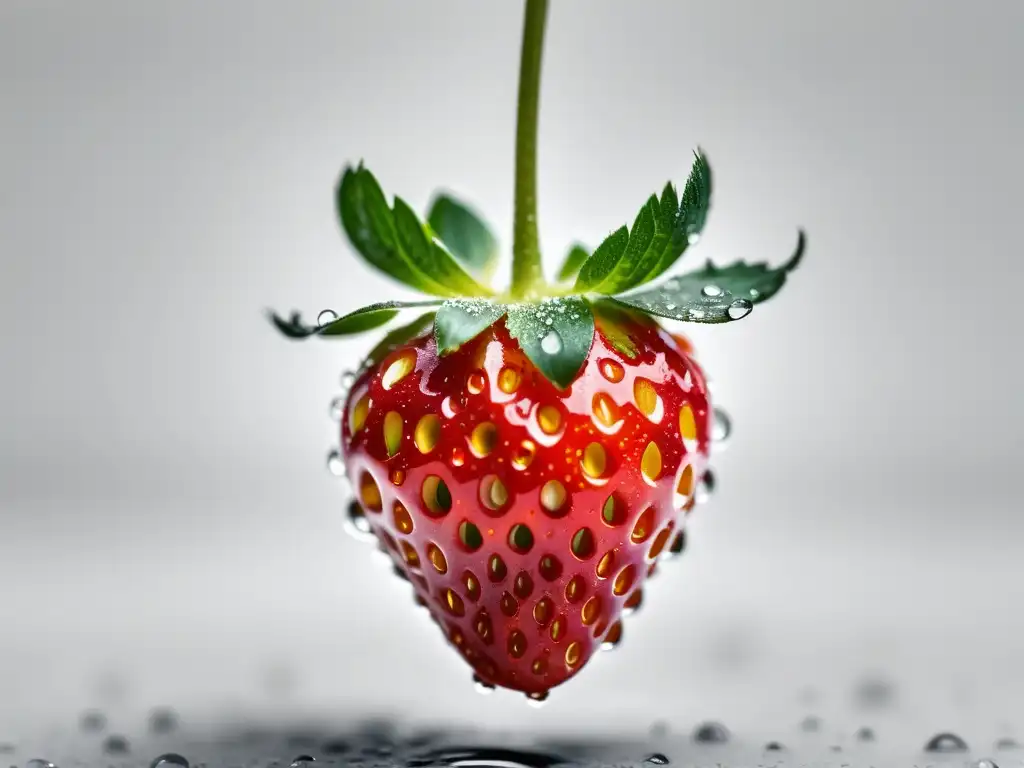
[510,0,549,299]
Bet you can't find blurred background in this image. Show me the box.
[2,0,1023,754]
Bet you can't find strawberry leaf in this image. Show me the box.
[612,230,805,324]
[434,299,508,355]
[556,243,590,282]
[573,151,711,294]
[336,165,492,298]
[505,297,594,389]
[365,311,436,366]
[427,194,499,280]
[269,300,440,339]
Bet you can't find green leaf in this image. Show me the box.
[612,230,806,324]
[572,151,712,295]
[427,194,499,280]
[556,243,591,282]
[505,297,595,389]
[434,299,508,355]
[269,300,440,340]
[364,311,436,367]
[336,165,492,298]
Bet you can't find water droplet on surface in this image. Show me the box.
[540,330,562,355]
[974,761,999,768]
[317,310,337,327]
[764,742,784,751]
[150,755,189,768]
[103,735,130,755]
[149,707,179,734]
[701,285,722,297]
[854,675,895,708]
[79,710,107,732]
[644,754,670,765]
[925,733,968,753]
[855,727,876,742]
[800,715,822,732]
[695,468,716,504]
[25,760,55,768]
[727,298,753,320]
[995,738,1020,751]
[692,721,730,744]
[290,757,316,768]
[326,449,344,476]
[687,232,701,245]
[711,408,731,443]
[0,745,13,755]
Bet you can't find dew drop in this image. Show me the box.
[290,757,316,768]
[148,707,178,734]
[695,468,716,504]
[540,330,562,355]
[339,370,356,391]
[328,396,345,421]
[855,727,876,742]
[727,298,753,320]
[644,754,670,765]
[692,722,730,744]
[150,755,189,768]
[687,232,701,245]
[526,690,549,707]
[79,710,107,732]
[701,285,722,297]
[764,742,784,752]
[317,309,337,327]
[800,715,821,732]
[974,760,1000,768]
[711,407,732,443]
[996,738,1020,751]
[326,450,344,476]
[690,309,705,320]
[343,500,374,541]
[925,733,968,753]
[103,735,130,755]
[26,761,56,768]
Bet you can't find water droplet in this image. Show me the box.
[644,754,670,765]
[695,468,716,504]
[79,710,107,732]
[800,715,821,732]
[855,727,876,742]
[317,310,337,327]
[692,722,730,744]
[103,735,130,755]
[711,408,731,443]
[727,298,753,320]
[974,761,999,768]
[526,691,549,707]
[148,708,179,734]
[150,755,189,768]
[473,675,495,695]
[329,396,345,421]
[290,757,316,768]
[995,738,1020,751]
[925,733,968,753]
[25,760,55,768]
[701,285,722,297]
[690,309,705,320]
[540,330,562,355]
[344,500,374,541]
[687,232,701,245]
[764,742,784,752]
[326,449,345,476]
[339,370,356,391]
[854,676,895,709]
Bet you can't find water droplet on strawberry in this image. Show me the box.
[711,408,731,444]
[326,450,345,476]
[329,397,345,421]
[344,500,374,542]
[727,298,753,320]
[695,468,716,504]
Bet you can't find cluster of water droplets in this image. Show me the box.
[639,278,755,322]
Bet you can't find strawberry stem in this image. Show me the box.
[510,0,549,299]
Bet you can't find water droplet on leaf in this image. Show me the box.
[540,330,562,355]
[701,285,722,297]
[727,299,753,320]
[317,310,337,327]
[687,232,701,245]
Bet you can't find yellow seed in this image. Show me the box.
[641,441,662,483]
[464,572,480,601]
[421,475,452,516]
[400,541,420,569]
[581,596,602,625]
[444,588,465,617]
[550,618,566,642]
[469,421,498,458]
[538,405,563,435]
[498,367,521,394]
[393,502,414,534]
[349,393,370,434]
[481,475,509,510]
[383,411,403,457]
[634,378,660,419]
[427,543,448,574]
[359,472,382,512]
[381,350,416,390]
[565,641,581,667]
[677,464,695,497]
[599,359,624,383]
[591,392,619,429]
[540,480,567,513]
[511,440,536,470]
[613,564,636,596]
[581,442,607,479]
[596,550,615,579]
[679,403,697,441]
[414,414,441,454]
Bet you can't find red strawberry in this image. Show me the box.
[340,313,710,697]
[272,0,803,700]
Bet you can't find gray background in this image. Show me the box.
[2,0,1022,746]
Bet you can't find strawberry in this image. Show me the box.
[271,0,804,699]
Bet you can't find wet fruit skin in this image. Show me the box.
[341,314,711,695]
